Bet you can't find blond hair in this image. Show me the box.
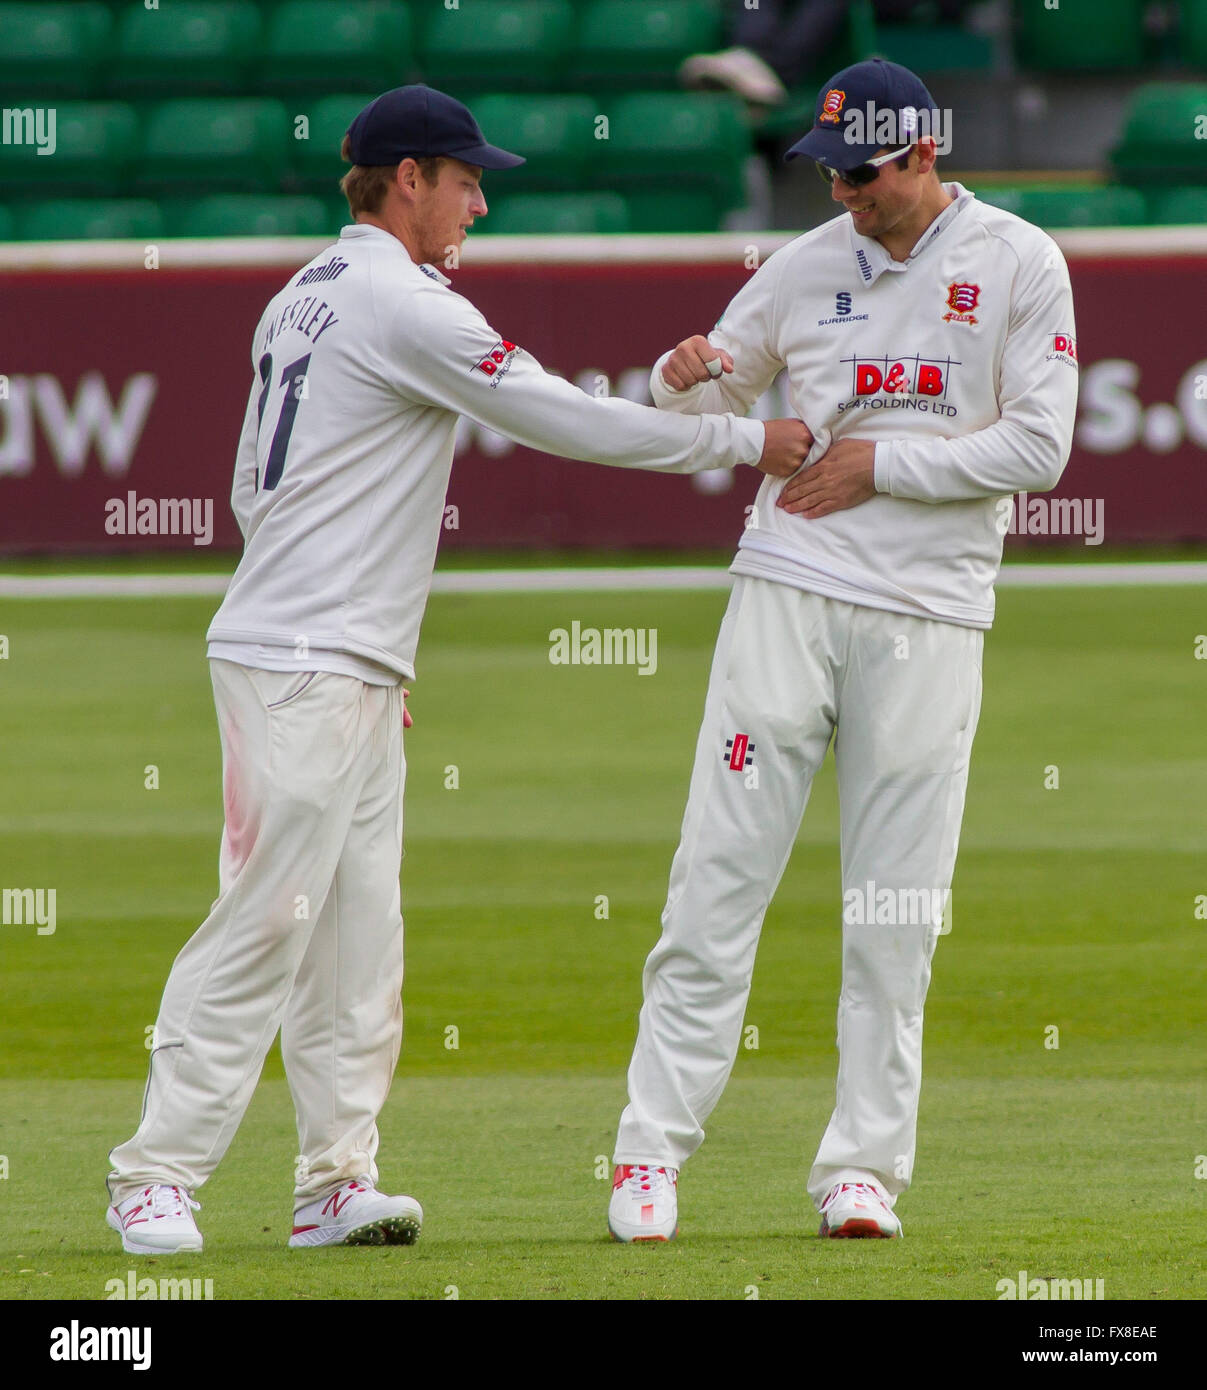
[338,136,445,216]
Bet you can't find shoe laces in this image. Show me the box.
[822,1181,882,1211]
[623,1165,674,1197]
[145,1184,200,1218]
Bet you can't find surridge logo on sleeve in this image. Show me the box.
[472,337,519,387]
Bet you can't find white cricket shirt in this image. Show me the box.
[208,223,767,680]
[652,184,1079,628]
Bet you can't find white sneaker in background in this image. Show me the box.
[680,48,789,106]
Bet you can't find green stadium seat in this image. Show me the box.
[572,0,722,89]
[329,197,355,232]
[290,93,379,191]
[0,3,113,97]
[1015,0,1146,71]
[165,193,332,237]
[471,94,600,191]
[482,191,629,234]
[108,1,262,94]
[418,0,575,89]
[0,101,137,196]
[137,98,291,193]
[15,198,165,240]
[1110,83,1207,185]
[261,1,413,93]
[620,189,721,232]
[1183,0,1207,67]
[1146,186,1207,224]
[873,22,994,72]
[595,92,750,230]
[975,184,1148,228]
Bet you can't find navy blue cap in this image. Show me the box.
[785,59,938,169]
[346,85,525,170]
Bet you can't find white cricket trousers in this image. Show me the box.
[108,660,406,1208]
[614,577,983,1208]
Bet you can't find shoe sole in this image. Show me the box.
[107,1208,203,1255]
[819,1217,900,1239]
[607,1223,678,1244]
[289,1213,422,1248]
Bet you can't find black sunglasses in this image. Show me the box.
[815,146,913,189]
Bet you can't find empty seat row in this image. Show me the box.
[5,183,1206,242]
[0,0,723,96]
[0,92,752,224]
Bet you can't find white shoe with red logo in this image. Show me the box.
[818,1181,902,1238]
[608,1164,679,1242]
[107,1184,203,1254]
[288,1177,422,1248]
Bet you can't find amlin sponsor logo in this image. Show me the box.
[997,1270,1105,1300]
[842,880,952,932]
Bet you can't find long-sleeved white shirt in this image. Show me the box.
[652,184,1079,628]
[208,223,767,679]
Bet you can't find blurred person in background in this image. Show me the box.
[683,0,975,106]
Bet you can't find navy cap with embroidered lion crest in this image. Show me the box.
[785,58,939,170]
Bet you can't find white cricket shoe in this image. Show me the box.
[107,1184,203,1254]
[289,1177,422,1248]
[679,47,788,106]
[608,1164,679,1242]
[818,1181,902,1239]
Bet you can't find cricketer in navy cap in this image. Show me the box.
[346,84,525,170]
[785,58,940,171]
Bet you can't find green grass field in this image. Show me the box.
[1,575,1204,1301]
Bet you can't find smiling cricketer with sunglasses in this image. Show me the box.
[607,58,1079,1244]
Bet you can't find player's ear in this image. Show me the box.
[913,138,938,176]
[395,158,423,203]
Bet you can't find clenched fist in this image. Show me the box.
[758,418,814,478]
[661,335,735,391]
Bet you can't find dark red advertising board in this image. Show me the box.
[1,232,1204,553]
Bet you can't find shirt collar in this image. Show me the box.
[848,182,974,285]
[338,223,452,286]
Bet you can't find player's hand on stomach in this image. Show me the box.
[776,436,877,517]
[661,335,735,391]
[757,418,814,478]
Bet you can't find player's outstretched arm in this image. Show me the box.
[388,284,788,476]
